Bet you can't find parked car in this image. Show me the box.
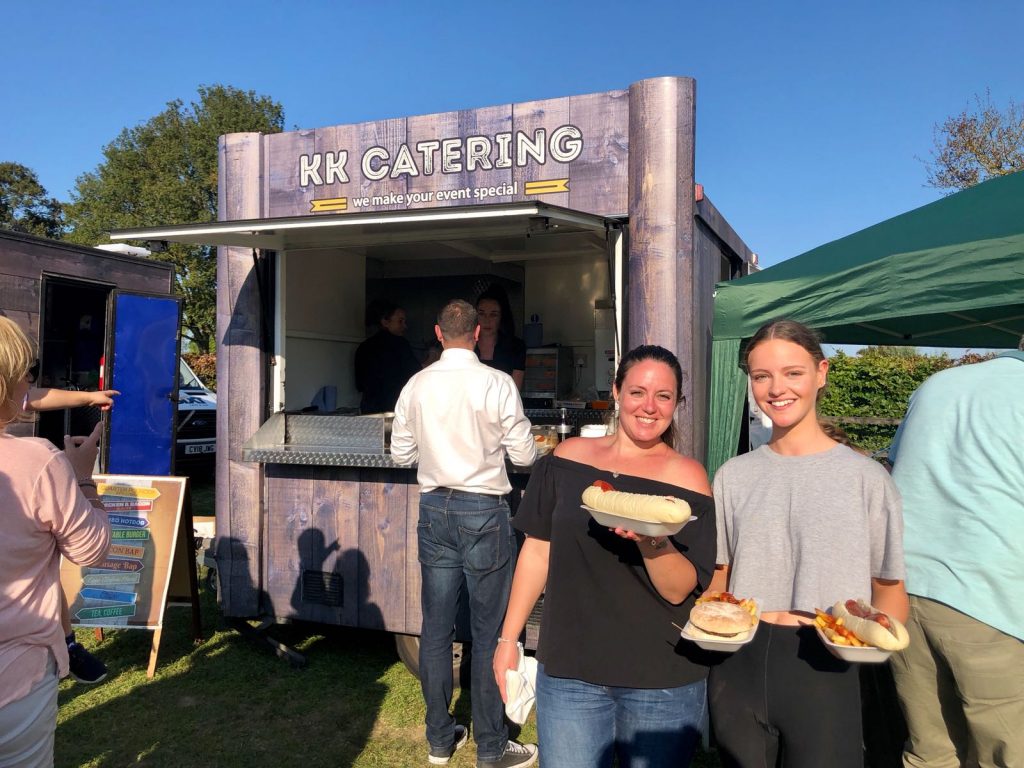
[176,358,216,475]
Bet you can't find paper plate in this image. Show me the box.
[680,600,761,652]
[581,505,696,537]
[814,624,894,663]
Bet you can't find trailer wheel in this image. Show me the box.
[395,634,470,688]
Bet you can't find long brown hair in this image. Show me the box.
[614,344,683,446]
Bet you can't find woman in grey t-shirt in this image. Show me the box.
[707,319,908,768]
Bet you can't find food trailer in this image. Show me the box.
[0,229,181,475]
[110,76,755,666]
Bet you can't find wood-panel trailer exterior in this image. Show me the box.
[128,77,755,634]
[0,229,175,440]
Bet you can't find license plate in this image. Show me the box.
[185,444,215,455]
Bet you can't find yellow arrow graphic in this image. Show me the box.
[524,178,569,195]
[310,197,349,212]
[97,484,160,500]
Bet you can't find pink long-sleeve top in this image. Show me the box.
[0,433,111,709]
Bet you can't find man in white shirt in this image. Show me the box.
[391,299,538,768]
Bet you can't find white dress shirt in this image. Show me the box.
[391,348,537,494]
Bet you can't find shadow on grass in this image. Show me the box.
[55,568,399,768]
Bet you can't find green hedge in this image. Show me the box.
[818,348,991,453]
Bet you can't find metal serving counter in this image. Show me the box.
[243,412,394,467]
[242,409,612,469]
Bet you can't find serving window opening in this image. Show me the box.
[110,202,626,459]
[270,205,625,419]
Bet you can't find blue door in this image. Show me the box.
[106,293,181,475]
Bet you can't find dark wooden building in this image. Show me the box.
[0,229,174,443]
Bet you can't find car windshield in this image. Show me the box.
[179,360,206,390]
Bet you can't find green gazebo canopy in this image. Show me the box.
[707,170,1024,476]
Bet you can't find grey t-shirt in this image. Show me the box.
[713,444,905,613]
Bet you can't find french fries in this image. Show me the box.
[813,608,866,647]
[697,591,759,620]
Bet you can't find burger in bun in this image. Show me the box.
[688,601,756,642]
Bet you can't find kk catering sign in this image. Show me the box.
[299,125,584,187]
[262,89,630,218]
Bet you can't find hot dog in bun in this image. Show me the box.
[831,599,910,651]
[581,481,691,524]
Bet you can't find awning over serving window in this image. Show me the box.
[108,201,616,257]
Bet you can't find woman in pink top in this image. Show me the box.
[0,316,111,767]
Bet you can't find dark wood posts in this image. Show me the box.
[626,77,701,457]
[216,132,265,615]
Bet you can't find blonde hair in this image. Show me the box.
[0,316,36,425]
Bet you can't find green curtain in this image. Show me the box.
[706,338,746,479]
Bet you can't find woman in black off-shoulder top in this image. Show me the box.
[493,345,717,768]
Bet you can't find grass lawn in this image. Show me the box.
[57,479,722,767]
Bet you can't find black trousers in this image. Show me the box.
[708,623,863,768]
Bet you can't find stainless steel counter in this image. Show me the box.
[242,411,536,472]
[244,446,407,468]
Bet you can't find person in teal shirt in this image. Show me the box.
[888,339,1024,768]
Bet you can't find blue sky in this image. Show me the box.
[2,1,1021,269]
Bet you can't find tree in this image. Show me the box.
[64,85,284,352]
[0,162,65,238]
[923,91,1024,192]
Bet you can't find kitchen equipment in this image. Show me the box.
[523,347,574,401]
[555,407,574,441]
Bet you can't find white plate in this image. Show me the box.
[680,601,761,652]
[581,505,696,537]
[814,623,893,663]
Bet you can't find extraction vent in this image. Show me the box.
[301,570,343,607]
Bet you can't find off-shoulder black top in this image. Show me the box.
[513,455,717,688]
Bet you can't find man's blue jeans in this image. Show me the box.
[418,488,514,762]
[536,662,707,767]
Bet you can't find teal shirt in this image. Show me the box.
[889,351,1024,640]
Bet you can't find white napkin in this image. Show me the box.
[504,643,538,725]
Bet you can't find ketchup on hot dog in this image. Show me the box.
[844,599,895,634]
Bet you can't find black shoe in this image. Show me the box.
[428,724,468,765]
[476,740,538,768]
[67,642,108,684]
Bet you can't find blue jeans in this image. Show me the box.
[418,488,514,762]
[536,663,707,768]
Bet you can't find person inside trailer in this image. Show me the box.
[354,299,422,414]
[475,285,526,391]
